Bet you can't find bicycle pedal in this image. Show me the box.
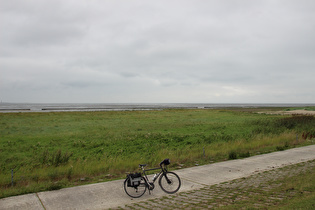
[148,182,155,190]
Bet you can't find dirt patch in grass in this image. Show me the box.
[259,110,315,116]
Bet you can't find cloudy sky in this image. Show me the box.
[1,0,315,103]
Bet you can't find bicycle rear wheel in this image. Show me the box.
[159,172,181,194]
[124,177,147,198]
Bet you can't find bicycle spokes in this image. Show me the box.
[124,177,146,198]
[159,172,181,194]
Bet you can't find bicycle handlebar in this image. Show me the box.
[160,158,170,166]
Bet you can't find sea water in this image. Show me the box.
[1,102,314,113]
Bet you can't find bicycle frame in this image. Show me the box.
[140,165,167,193]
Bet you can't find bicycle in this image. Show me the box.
[124,159,181,198]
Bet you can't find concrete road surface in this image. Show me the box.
[1,145,314,210]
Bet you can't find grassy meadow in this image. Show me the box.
[1,107,315,198]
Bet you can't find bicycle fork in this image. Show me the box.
[164,174,172,184]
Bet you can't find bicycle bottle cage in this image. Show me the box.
[127,173,142,187]
[161,158,170,166]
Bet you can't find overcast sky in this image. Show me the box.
[1,0,315,103]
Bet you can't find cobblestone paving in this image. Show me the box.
[113,160,315,209]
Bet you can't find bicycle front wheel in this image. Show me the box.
[159,172,181,194]
[124,177,147,198]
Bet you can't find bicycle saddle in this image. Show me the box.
[139,164,147,167]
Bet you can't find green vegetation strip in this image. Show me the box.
[1,108,315,198]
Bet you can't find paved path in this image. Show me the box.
[1,145,315,210]
[116,160,315,209]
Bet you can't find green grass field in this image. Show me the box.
[1,107,315,198]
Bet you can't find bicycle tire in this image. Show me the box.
[123,176,147,198]
[158,171,181,194]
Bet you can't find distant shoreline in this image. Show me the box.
[1,103,315,113]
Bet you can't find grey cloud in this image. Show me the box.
[1,0,315,103]
[1,1,87,48]
[119,72,141,78]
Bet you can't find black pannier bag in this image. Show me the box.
[127,173,142,187]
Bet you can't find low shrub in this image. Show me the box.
[228,151,238,160]
[40,149,73,166]
[239,151,250,158]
